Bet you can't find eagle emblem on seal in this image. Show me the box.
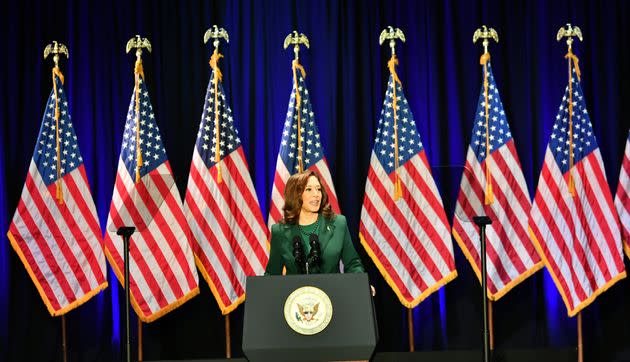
[296,302,320,322]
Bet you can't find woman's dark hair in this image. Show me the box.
[281,170,334,224]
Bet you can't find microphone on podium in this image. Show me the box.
[308,233,321,271]
[292,236,306,274]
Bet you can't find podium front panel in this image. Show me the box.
[243,273,377,362]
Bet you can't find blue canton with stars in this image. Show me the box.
[373,75,423,174]
[196,70,241,168]
[120,78,168,178]
[279,71,325,172]
[549,69,597,174]
[34,75,83,186]
[470,63,512,163]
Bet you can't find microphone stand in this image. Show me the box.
[307,234,321,275]
[473,216,492,362]
[117,226,135,362]
[293,237,306,275]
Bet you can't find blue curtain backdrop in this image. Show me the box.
[1,0,629,361]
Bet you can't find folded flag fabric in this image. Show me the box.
[104,67,199,322]
[529,65,626,316]
[360,56,457,308]
[614,130,630,258]
[453,60,542,301]
[8,70,107,316]
[184,51,269,314]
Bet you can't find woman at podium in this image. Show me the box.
[265,170,365,275]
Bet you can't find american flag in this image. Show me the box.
[267,63,340,227]
[184,61,269,314]
[359,68,457,308]
[452,62,542,300]
[7,72,107,316]
[529,68,626,317]
[104,75,199,322]
[615,131,630,258]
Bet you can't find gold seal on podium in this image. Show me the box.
[284,286,333,335]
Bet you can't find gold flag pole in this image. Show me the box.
[225,312,232,358]
[557,23,584,362]
[488,300,494,350]
[61,314,68,362]
[43,41,69,205]
[577,312,584,362]
[125,34,152,362]
[137,318,143,361]
[407,308,414,352]
[204,25,232,357]
[379,25,414,351]
[284,31,310,173]
[379,26,406,202]
[44,41,70,362]
[473,25,499,352]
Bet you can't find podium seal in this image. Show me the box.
[284,286,333,335]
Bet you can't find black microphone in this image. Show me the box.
[308,233,321,269]
[292,236,306,274]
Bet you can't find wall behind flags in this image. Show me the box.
[1,0,629,361]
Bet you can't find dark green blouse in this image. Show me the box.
[264,214,365,275]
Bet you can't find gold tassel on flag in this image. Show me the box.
[44,41,69,205]
[473,25,498,206]
[480,52,494,205]
[558,24,583,197]
[126,35,152,184]
[210,49,224,183]
[52,66,65,204]
[283,31,309,173]
[134,58,144,183]
[566,51,578,196]
[292,60,306,173]
[388,55,403,201]
[379,26,406,201]
[566,50,581,196]
[204,26,230,184]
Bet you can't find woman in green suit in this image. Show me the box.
[265,170,365,275]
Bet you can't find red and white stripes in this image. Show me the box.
[8,163,107,315]
[104,160,199,322]
[529,149,625,316]
[360,152,457,308]
[184,147,268,314]
[453,140,542,300]
[615,134,630,258]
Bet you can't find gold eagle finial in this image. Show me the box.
[204,25,229,50]
[283,31,310,60]
[44,41,69,67]
[379,26,405,55]
[126,35,152,55]
[473,25,499,54]
[556,23,583,50]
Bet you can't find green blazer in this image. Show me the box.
[265,214,365,275]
